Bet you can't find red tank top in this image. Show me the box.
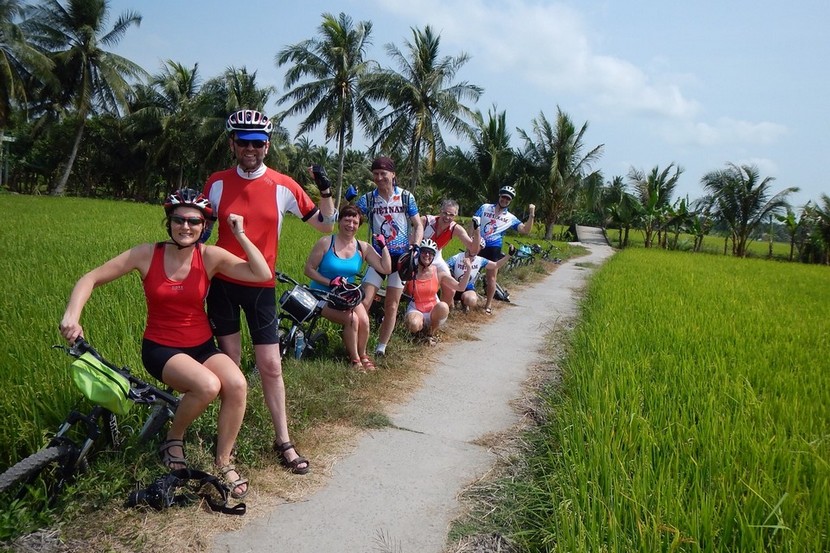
[143,243,213,347]
[424,215,456,249]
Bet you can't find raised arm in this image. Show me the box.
[439,257,472,292]
[454,222,481,256]
[205,214,271,282]
[409,212,424,245]
[517,203,536,235]
[306,165,337,233]
[362,235,392,274]
[60,244,152,343]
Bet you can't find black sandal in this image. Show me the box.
[273,441,310,475]
[159,438,187,470]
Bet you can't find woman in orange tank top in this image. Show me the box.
[404,239,472,345]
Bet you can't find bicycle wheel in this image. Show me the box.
[0,443,77,502]
[137,402,175,443]
[305,330,329,358]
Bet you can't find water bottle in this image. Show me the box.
[294,330,305,360]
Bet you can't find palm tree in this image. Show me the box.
[517,107,604,239]
[277,12,376,206]
[701,163,798,257]
[0,0,53,129]
[807,195,830,264]
[128,60,204,190]
[432,106,516,210]
[24,0,145,196]
[365,25,482,190]
[627,163,682,248]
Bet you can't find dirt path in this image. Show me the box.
[214,229,614,553]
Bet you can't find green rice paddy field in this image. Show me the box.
[471,248,830,552]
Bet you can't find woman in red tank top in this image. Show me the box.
[60,189,271,499]
[404,239,472,345]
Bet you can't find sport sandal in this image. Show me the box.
[274,441,310,475]
[159,438,187,470]
[217,463,249,499]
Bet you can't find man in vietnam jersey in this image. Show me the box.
[474,185,535,314]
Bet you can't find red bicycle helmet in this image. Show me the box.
[163,188,213,219]
[327,282,364,311]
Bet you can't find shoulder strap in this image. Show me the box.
[365,192,375,235]
[169,468,246,516]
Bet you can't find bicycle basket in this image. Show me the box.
[279,285,319,323]
[70,351,133,415]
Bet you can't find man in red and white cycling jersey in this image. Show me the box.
[202,109,336,475]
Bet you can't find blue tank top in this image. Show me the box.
[309,236,364,291]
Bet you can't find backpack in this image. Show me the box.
[125,468,246,515]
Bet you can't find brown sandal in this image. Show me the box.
[274,441,310,475]
[159,439,187,470]
[217,463,249,499]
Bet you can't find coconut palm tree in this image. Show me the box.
[128,60,205,190]
[365,25,482,191]
[517,107,604,239]
[277,12,376,206]
[627,163,682,248]
[24,0,145,196]
[701,163,798,257]
[0,0,53,129]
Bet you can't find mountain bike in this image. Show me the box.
[0,339,179,506]
[275,271,332,360]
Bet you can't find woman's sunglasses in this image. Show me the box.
[234,139,267,149]
[170,215,205,226]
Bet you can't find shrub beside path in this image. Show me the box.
[214,227,614,553]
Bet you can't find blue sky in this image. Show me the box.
[106,0,829,208]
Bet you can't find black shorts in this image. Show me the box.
[479,245,505,262]
[207,278,279,345]
[141,338,222,382]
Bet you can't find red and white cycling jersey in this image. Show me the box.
[204,165,318,287]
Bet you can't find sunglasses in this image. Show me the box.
[170,215,205,226]
[234,138,267,149]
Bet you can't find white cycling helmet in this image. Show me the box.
[419,238,438,255]
[226,109,273,139]
[499,185,516,200]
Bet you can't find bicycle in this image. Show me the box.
[275,271,332,360]
[0,339,179,506]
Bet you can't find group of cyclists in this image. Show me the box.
[58,109,535,499]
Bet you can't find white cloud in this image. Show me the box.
[372,0,700,119]
[661,118,789,147]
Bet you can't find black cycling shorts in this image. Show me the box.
[206,278,279,345]
[479,245,505,262]
[141,338,222,381]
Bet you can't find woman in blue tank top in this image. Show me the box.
[304,205,391,371]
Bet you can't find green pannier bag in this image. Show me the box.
[70,351,133,416]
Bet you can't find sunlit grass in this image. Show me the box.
[466,247,829,552]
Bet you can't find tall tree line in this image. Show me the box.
[2,1,828,263]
